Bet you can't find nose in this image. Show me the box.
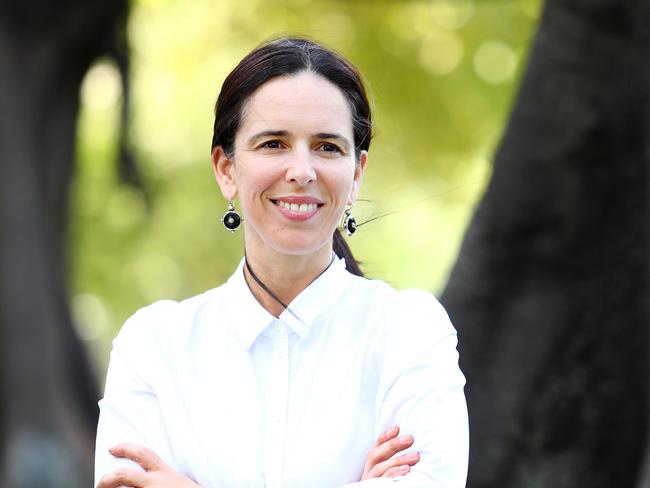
[285,145,316,186]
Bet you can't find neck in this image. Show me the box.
[243,243,333,318]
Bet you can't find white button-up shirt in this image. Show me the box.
[95,257,468,487]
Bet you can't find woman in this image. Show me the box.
[95,37,468,487]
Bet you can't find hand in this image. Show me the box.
[97,443,200,488]
[360,426,419,480]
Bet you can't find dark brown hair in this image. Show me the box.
[211,36,371,276]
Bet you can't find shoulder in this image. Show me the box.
[346,274,455,345]
[109,286,227,385]
[344,275,459,382]
[113,286,224,352]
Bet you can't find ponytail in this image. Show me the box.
[333,229,363,277]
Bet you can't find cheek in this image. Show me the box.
[235,167,275,206]
[325,166,356,201]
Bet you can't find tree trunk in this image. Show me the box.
[441,0,650,487]
[0,3,128,486]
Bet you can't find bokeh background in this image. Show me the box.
[70,0,541,380]
[6,0,648,486]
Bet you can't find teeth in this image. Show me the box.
[276,201,318,212]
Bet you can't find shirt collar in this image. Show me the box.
[223,255,350,350]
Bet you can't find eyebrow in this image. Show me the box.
[247,130,352,150]
[247,130,289,145]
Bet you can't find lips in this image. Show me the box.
[271,196,324,220]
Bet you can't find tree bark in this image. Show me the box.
[441,0,650,487]
[0,2,128,486]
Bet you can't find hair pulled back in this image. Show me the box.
[211,36,372,276]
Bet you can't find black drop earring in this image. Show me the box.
[222,200,242,232]
[342,207,356,236]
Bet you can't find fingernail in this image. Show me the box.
[398,435,413,444]
[406,452,419,461]
[400,465,410,474]
[384,426,398,436]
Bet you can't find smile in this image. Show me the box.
[271,197,324,221]
[274,201,319,213]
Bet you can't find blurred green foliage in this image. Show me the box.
[70,0,541,377]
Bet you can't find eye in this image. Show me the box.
[258,140,284,150]
[318,142,343,154]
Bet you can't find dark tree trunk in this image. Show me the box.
[441,0,650,487]
[0,2,128,486]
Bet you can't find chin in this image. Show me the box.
[267,232,332,257]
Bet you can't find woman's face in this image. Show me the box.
[213,71,367,259]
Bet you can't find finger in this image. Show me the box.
[392,451,420,467]
[366,434,414,467]
[373,426,400,448]
[382,464,411,478]
[370,451,419,479]
[371,450,419,477]
[97,467,147,488]
[109,443,167,472]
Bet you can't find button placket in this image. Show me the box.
[265,322,290,487]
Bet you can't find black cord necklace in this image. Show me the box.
[244,257,290,312]
[243,255,334,323]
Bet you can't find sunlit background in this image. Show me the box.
[69,0,542,380]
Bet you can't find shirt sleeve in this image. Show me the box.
[339,292,469,488]
[94,304,179,486]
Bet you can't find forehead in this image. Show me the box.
[238,71,353,136]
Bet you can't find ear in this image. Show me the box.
[211,146,237,200]
[348,150,367,205]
